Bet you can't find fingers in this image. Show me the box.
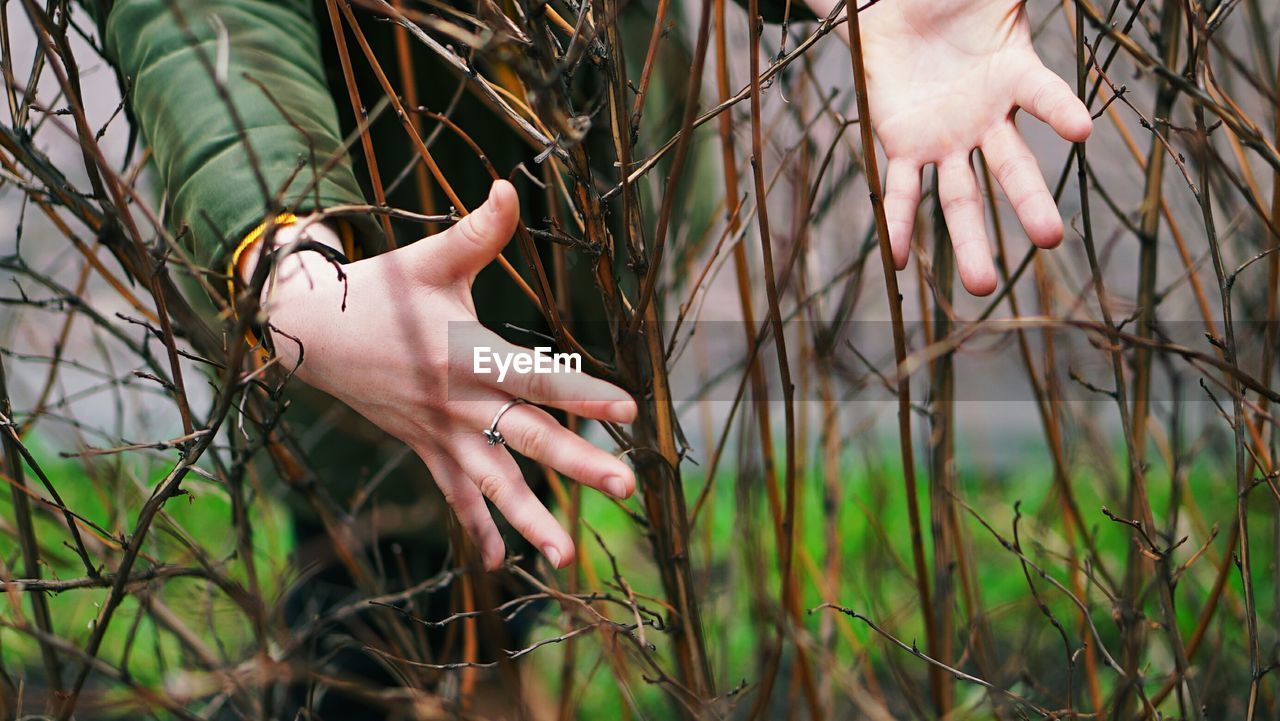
[494,403,635,499]
[454,435,574,569]
[1016,67,1093,143]
[981,123,1064,249]
[883,160,922,269]
[937,155,997,297]
[412,180,521,284]
[420,449,507,570]
[474,339,637,423]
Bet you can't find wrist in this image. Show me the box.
[259,231,352,321]
[258,241,354,385]
[231,216,351,365]
[236,215,345,286]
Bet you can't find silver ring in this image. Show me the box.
[483,398,527,447]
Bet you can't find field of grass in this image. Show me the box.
[6,433,1265,718]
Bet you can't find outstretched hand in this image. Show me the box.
[253,181,636,571]
[808,0,1093,295]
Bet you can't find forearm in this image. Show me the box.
[93,0,376,272]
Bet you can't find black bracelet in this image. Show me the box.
[275,239,352,267]
[247,240,352,354]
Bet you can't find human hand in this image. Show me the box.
[806,0,1093,295]
[248,181,637,570]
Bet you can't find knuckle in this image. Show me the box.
[447,491,484,524]
[1011,192,1039,216]
[477,473,508,503]
[425,350,453,380]
[449,486,480,514]
[992,155,1022,184]
[437,483,459,508]
[525,371,552,402]
[460,513,489,539]
[458,215,492,249]
[1010,182,1050,216]
[884,192,914,214]
[1031,79,1057,110]
[940,194,978,215]
[1046,86,1076,120]
[569,455,598,482]
[952,230,988,250]
[518,420,551,456]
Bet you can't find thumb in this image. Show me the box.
[416,180,520,284]
[1016,67,1093,144]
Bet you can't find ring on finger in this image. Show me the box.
[483,398,528,447]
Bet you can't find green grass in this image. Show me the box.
[0,443,293,693]
[1,441,1270,718]
[532,445,1272,718]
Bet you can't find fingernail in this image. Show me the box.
[542,545,562,568]
[604,475,630,499]
[481,183,499,215]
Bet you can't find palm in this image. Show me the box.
[855,0,1093,295]
[864,1,1029,159]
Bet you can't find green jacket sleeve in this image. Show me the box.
[83,0,379,273]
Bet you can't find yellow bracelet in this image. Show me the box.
[226,212,300,305]
[336,217,359,262]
